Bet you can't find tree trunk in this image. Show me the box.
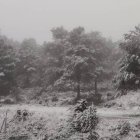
[76,82,81,100]
[25,73,30,87]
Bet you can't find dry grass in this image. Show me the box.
[1,98,140,140]
[0,105,69,139]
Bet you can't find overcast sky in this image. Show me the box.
[0,0,139,44]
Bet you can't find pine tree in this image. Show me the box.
[0,39,16,95]
[114,25,140,92]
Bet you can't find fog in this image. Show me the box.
[0,0,140,44]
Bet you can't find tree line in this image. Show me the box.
[0,26,123,99]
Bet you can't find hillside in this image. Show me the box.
[105,91,140,110]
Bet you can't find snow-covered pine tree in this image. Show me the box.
[0,39,16,95]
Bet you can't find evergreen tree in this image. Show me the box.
[54,27,109,99]
[17,38,39,87]
[0,39,16,95]
[114,25,140,92]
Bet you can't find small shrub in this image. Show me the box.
[45,98,48,103]
[72,104,99,133]
[53,101,99,140]
[39,100,42,104]
[119,121,131,135]
[51,96,58,102]
[135,133,140,138]
[104,102,116,108]
[14,109,31,122]
[3,98,15,104]
[74,99,87,113]
[106,92,114,100]
[87,131,99,140]
[9,135,29,140]
[135,121,140,129]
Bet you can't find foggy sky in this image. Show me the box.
[0,0,140,44]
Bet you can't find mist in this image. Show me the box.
[0,0,140,44]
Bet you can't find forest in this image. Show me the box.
[0,25,140,140]
[0,26,121,101]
